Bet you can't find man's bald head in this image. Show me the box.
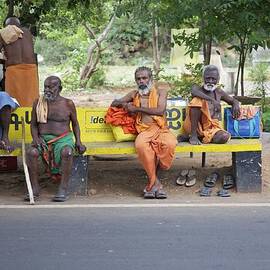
[5,16,20,27]
[203,65,220,92]
[203,65,220,80]
[44,76,62,101]
[45,76,62,91]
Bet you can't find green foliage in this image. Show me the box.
[249,63,269,112]
[35,38,70,65]
[0,0,7,23]
[88,68,106,88]
[262,106,270,132]
[162,63,203,100]
[61,70,81,93]
[108,15,151,59]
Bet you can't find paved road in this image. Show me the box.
[1,207,270,270]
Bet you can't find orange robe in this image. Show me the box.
[183,97,229,143]
[133,87,177,190]
[5,64,39,106]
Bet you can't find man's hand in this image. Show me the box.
[111,99,124,107]
[125,103,138,114]
[232,102,240,119]
[76,142,86,155]
[31,137,44,148]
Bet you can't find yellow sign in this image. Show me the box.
[9,106,186,143]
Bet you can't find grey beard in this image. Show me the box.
[204,83,217,92]
[138,81,152,96]
[44,93,56,101]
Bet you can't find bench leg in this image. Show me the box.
[232,151,262,193]
[202,152,206,167]
[67,155,89,196]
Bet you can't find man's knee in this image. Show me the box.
[27,147,39,159]
[61,146,73,159]
[135,136,145,151]
[213,131,230,144]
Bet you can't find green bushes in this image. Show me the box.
[249,63,269,112]
[162,63,203,100]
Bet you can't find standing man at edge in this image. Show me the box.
[0,16,39,106]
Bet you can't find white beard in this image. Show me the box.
[138,81,152,96]
[204,83,217,92]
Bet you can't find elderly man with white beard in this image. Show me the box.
[111,66,177,199]
[26,76,86,202]
[179,64,240,145]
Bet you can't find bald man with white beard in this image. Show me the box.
[179,65,240,145]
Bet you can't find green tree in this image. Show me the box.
[219,0,270,96]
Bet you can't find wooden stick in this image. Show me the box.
[21,117,34,205]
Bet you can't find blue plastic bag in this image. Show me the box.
[224,107,260,138]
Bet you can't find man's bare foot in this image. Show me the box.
[177,134,189,143]
[0,138,14,152]
[189,136,202,145]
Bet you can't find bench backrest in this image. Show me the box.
[10,107,189,143]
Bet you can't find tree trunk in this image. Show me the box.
[204,38,212,65]
[152,19,161,79]
[7,0,14,17]
[79,13,116,88]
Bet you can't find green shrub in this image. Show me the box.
[262,108,270,132]
[87,68,106,88]
[35,38,69,65]
[161,63,203,100]
[249,63,269,112]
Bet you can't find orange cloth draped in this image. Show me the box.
[133,86,166,133]
[237,106,258,120]
[105,107,137,134]
[5,64,39,106]
[183,97,229,144]
[135,123,177,190]
[133,87,177,190]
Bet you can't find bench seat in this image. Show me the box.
[84,139,262,155]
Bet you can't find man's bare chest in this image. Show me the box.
[47,105,70,122]
[140,96,149,108]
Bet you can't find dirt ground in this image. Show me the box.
[0,90,269,204]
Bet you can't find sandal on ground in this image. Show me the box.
[223,174,235,190]
[53,188,68,202]
[24,193,39,202]
[176,169,189,186]
[217,189,231,197]
[143,186,156,199]
[155,187,167,199]
[199,187,212,197]
[143,190,156,199]
[185,169,196,187]
[204,172,219,188]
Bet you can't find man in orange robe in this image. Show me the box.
[0,16,39,106]
[181,65,240,145]
[111,66,177,199]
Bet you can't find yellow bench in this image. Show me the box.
[0,107,262,193]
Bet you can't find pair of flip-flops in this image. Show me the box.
[199,187,231,197]
[143,185,167,199]
[176,169,196,187]
[204,172,235,189]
